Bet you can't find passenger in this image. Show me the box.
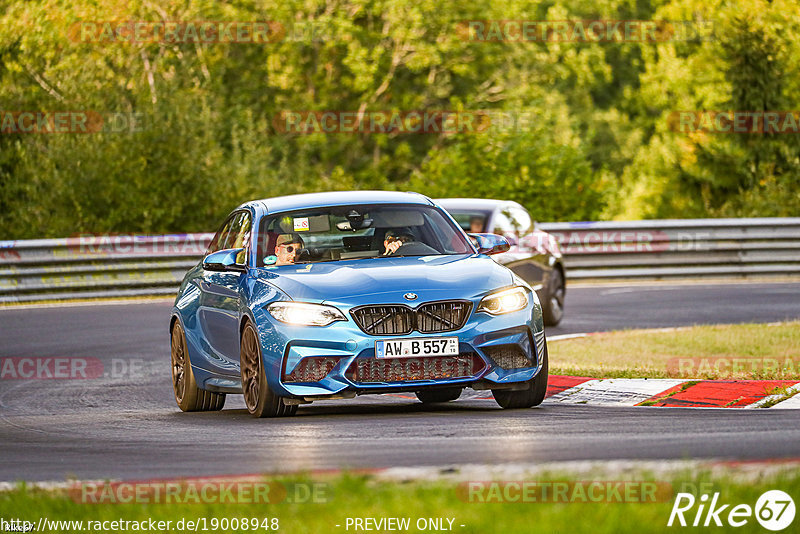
[382,230,414,256]
[274,233,304,265]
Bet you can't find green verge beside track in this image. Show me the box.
[550,321,800,380]
[2,469,799,533]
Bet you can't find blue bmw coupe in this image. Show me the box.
[170,191,548,417]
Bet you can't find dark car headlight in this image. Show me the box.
[267,302,347,326]
[477,286,529,315]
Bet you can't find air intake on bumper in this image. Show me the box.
[345,353,485,383]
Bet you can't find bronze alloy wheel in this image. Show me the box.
[170,321,225,412]
[240,323,261,411]
[171,324,187,403]
[240,321,297,418]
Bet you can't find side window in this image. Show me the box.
[232,212,252,264]
[222,212,245,250]
[219,213,241,250]
[492,210,515,236]
[508,207,532,237]
[206,215,236,254]
[234,212,252,249]
[205,211,252,255]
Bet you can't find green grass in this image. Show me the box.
[550,321,800,379]
[2,470,800,533]
[760,385,800,408]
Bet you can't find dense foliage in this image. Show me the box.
[1,0,798,237]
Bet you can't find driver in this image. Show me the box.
[469,216,485,233]
[275,233,304,265]
[382,230,414,255]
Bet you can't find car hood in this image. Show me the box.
[253,254,514,305]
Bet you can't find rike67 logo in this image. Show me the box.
[668,490,795,531]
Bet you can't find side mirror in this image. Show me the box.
[468,233,511,255]
[203,248,246,272]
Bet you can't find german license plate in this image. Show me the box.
[375,337,459,359]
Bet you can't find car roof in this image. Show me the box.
[239,191,434,214]
[435,198,519,211]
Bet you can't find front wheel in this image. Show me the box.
[416,387,462,404]
[240,322,297,418]
[542,268,565,327]
[492,338,549,409]
[171,321,225,412]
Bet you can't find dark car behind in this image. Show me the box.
[437,198,566,326]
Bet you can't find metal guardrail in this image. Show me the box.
[1,218,799,303]
[0,234,214,303]
[539,218,800,280]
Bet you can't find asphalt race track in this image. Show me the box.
[1,282,799,481]
[546,281,800,336]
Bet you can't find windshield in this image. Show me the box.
[256,204,473,267]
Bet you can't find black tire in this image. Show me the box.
[240,322,298,418]
[492,338,549,409]
[542,268,565,326]
[171,321,225,412]
[415,387,462,404]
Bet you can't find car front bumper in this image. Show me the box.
[252,298,546,399]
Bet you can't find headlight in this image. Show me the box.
[477,286,529,315]
[267,302,346,326]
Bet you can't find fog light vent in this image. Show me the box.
[283,357,340,383]
[485,345,531,370]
